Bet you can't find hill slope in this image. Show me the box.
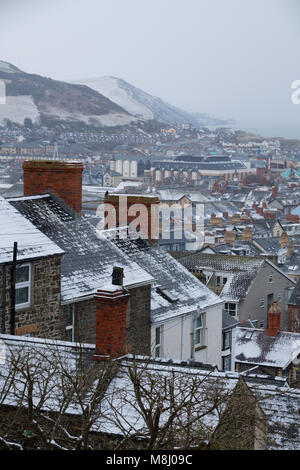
[0,61,136,127]
[74,76,234,127]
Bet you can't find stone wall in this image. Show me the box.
[0,255,63,339]
[64,284,152,355]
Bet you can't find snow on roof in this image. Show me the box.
[1,334,298,449]
[110,237,222,323]
[0,196,64,264]
[8,195,153,302]
[235,327,300,369]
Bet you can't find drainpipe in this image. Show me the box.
[1,264,7,334]
[180,314,185,360]
[10,242,18,335]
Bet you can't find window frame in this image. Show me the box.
[222,330,231,351]
[65,304,75,342]
[222,355,231,371]
[155,325,163,358]
[194,312,207,348]
[15,263,31,310]
[224,302,237,317]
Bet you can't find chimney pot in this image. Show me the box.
[112,266,124,286]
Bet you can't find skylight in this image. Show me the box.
[156,287,178,303]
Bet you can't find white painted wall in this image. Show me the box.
[116,159,123,175]
[130,160,137,177]
[123,160,130,177]
[151,302,223,369]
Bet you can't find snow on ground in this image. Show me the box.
[44,104,136,126]
[0,95,39,124]
[74,76,154,120]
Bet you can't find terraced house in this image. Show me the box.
[0,160,224,368]
[175,252,295,330]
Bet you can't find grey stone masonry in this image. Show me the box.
[64,284,152,355]
[0,255,63,338]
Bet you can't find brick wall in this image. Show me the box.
[23,160,83,214]
[68,284,152,355]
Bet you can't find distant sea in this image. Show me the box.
[208,122,300,140]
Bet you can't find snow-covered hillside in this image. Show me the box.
[0,61,136,127]
[76,76,154,120]
[74,76,233,127]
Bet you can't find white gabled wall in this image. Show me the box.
[151,302,222,369]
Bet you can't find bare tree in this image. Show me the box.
[0,344,295,450]
[0,342,120,450]
[105,357,237,450]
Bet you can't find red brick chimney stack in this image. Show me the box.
[272,186,278,198]
[267,302,281,337]
[94,267,129,360]
[23,160,84,214]
[104,194,160,242]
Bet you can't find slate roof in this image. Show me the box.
[177,252,265,274]
[0,196,64,264]
[234,327,300,369]
[210,242,260,257]
[0,333,299,450]
[251,218,281,236]
[288,278,300,306]
[245,189,273,206]
[175,253,292,302]
[252,236,281,254]
[222,309,239,329]
[279,252,300,277]
[203,201,240,219]
[8,195,220,320]
[8,195,153,303]
[153,160,247,172]
[111,237,221,323]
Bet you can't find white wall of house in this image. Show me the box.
[150,302,223,369]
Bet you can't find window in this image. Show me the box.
[269,275,273,283]
[224,303,237,317]
[222,355,231,371]
[15,264,31,309]
[65,304,75,342]
[156,287,178,303]
[222,331,231,350]
[260,299,265,308]
[278,293,282,301]
[194,312,207,347]
[216,276,221,286]
[155,326,163,358]
[222,277,227,286]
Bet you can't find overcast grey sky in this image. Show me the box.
[1,0,300,138]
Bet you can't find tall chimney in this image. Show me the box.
[104,194,160,242]
[280,231,288,249]
[267,302,281,337]
[23,160,84,214]
[94,267,129,360]
[272,186,278,198]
